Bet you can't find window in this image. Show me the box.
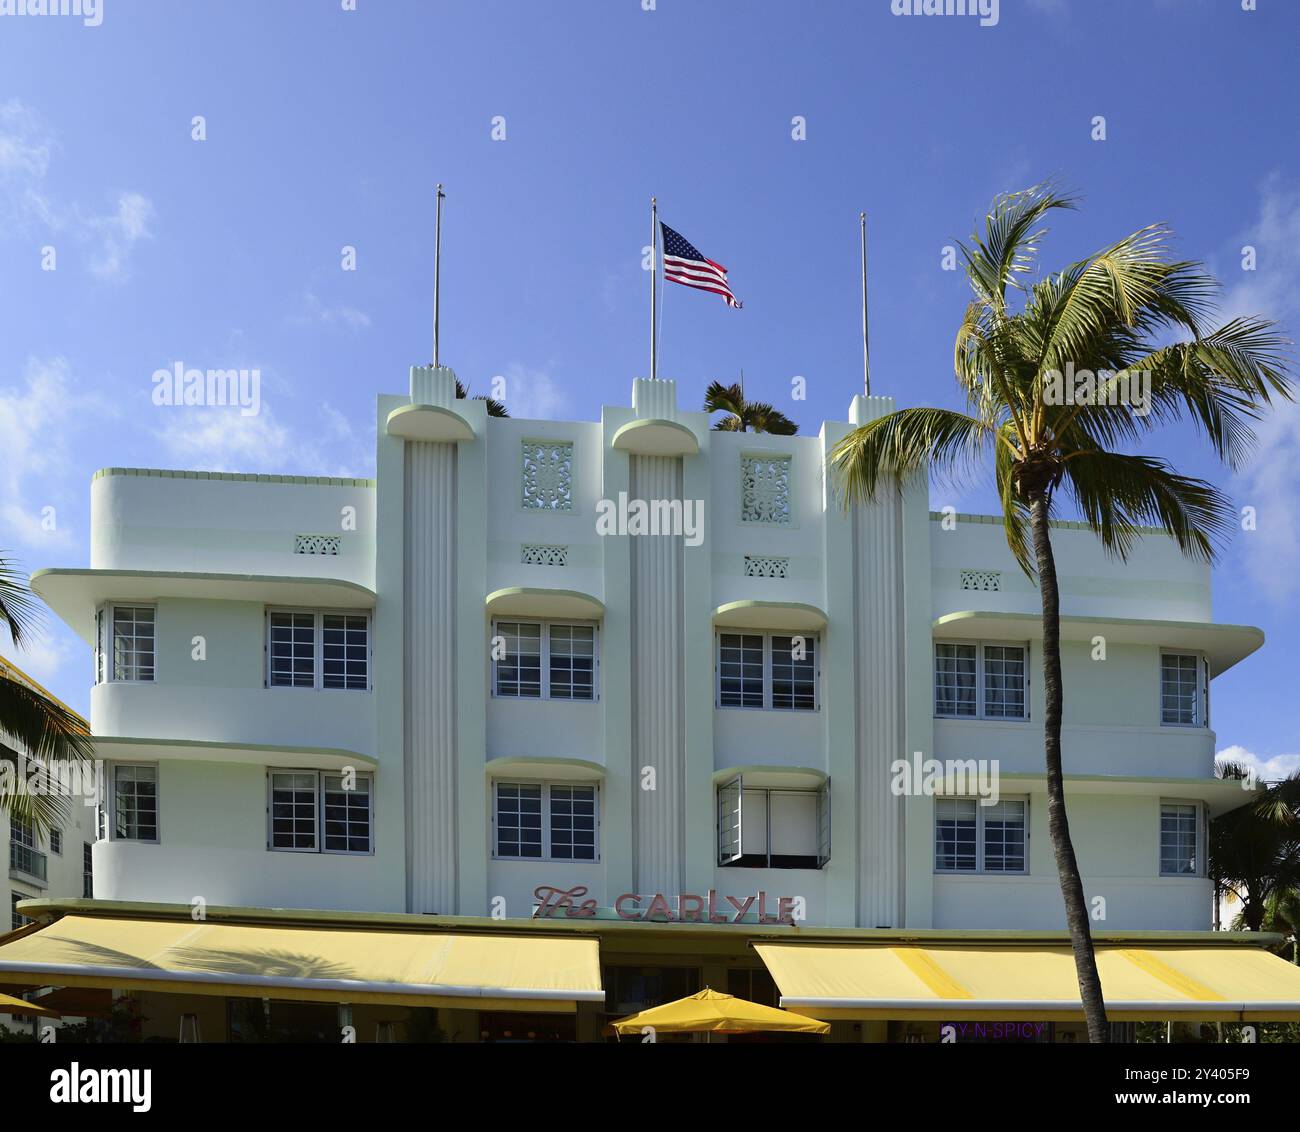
[935,797,1027,874]
[934,642,1027,720]
[49,828,61,856]
[9,817,46,881]
[83,842,94,898]
[1161,653,1206,726]
[268,771,373,855]
[493,782,598,862]
[491,622,597,701]
[1160,802,1201,876]
[11,893,28,932]
[717,776,830,869]
[266,610,370,691]
[717,633,818,711]
[113,765,159,842]
[107,605,155,682]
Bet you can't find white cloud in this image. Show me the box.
[154,402,371,480]
[0,99,153,281]
[1223,176,1300,603]
[293,292,371,331]
[0,356,115,550]
[1216,744,1300,784]
[80,190,154,281]
[497,363,568,420]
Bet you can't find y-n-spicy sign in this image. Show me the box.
[533,884,800,925]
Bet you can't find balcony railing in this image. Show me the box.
[9,841,47,884]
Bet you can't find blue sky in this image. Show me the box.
[1,0,1297,775]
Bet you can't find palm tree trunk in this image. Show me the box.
[1028,493,1110,1042]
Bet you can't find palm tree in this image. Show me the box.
[703,380,798,434]
[454,379,508,418]
[1212,764,1300,935]
[829,183,1293,1042]
[0,555,94,832]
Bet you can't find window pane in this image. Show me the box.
[1160,803,1198,875]
[495,783,543,858]
[982,800,1026,872]
[935,798,977,871]
[269,612,316,688]
[719,634,764,707]
[771,636,816,711]
[549,625,595,701]
[935,644,977,717]
[112,606,155,682]
[982,646,1026,719]
[494,623,542,698]
[717,778,743,863]
[83,842,94,898]
[270,771,317,850]
[114,765,158,842]
[323,774,371,853]
[322,615,368,690]
[549,785,596,861]
[1161,654,1199,725]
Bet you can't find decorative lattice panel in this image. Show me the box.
[740,454,791,524]
[960,569,1001,592]
[521,544,569,567]
[294,534,341,556]
[744,555,789,579]
[521,441,573,511]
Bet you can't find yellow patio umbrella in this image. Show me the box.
[611,988,829,1037]
[0,991,59,1018]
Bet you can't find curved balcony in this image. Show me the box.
[31,567,376,645]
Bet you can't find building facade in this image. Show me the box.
[2,657,96,1034]
[30,368,1258,937]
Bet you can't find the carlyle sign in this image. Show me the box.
[533,885,801,924]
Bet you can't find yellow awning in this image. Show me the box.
[611,988,829,1035]
[0,990,59,1017]
[0,915,603,1013]
[755,943,1300,1022]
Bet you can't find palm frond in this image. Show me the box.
[958,181,1078,312]
[0,555,43,647]
[1059,448,1234,563]
[829,407,996,508]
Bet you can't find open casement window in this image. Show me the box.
[717,775,829,870]
[717,776,744,864]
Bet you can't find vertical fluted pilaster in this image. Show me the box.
[404,440,458,913]
[629,454,686,895]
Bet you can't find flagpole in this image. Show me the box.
[650,196,658,381]
[860,211,870,396]
[434,184,445,367]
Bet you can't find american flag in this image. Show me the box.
[659,221,743,309]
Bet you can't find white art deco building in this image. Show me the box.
[6,366,1294,1043]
